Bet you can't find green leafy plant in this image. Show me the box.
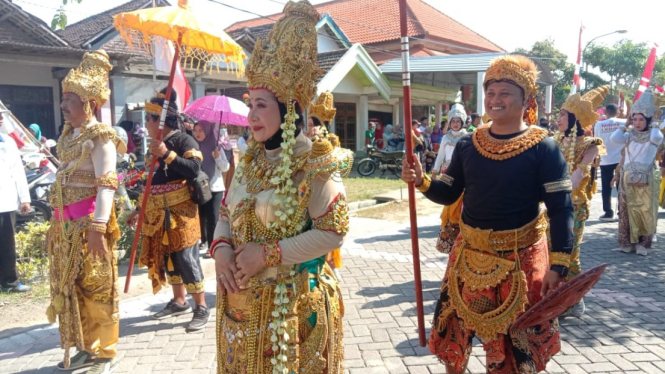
[51,0,83,30]
[14,222,50,282]
[116,210,142,264]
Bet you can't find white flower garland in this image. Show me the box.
[269,269,296,374]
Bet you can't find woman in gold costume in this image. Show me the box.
[611,88,663,256]
[553,86,607,317]
[209,2,351,373]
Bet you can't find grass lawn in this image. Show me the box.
[344,177,405,202]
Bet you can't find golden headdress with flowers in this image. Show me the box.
[62,50,112,114]
[309,91,337,124]
[484,55,540,124]
[245,0,321,110]
[561,85,610,129]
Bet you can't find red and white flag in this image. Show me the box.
[656,85,664,93]
[154,37,192,110]
[571,24,584,94]
[635,43,658,101]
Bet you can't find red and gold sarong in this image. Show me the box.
[429,212,560,373]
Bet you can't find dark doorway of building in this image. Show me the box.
[0,85,55,139]
[334,102,356,151]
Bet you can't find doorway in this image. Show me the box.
[334,102,356,151]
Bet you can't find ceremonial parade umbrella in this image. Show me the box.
[184,95,249,127]
[113,0,245,293]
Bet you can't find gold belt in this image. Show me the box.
[49,186,97,207]
[459,210,547,253]
[141,185,191,213]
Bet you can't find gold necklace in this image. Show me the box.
[243,148,308,194]
[472,126,547,161]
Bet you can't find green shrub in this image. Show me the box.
[14,221,50,282]
[116,210,142,264]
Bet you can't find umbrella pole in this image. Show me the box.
[398,0,426,347]
[125,33,184,293]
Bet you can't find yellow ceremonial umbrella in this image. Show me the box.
[113,0,246,292]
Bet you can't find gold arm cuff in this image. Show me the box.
[549,251,571,268]
[96,171,119,190]
[164,151,177,165]
[543,179,572,193]
[416,173,432,193]
[90,222,107,233]
[183,149,203,160]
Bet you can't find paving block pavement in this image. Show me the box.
[2,189,665,373]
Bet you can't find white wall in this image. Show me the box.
[318,34,341,53]
[0,62,62,135]
[111,76,167,124]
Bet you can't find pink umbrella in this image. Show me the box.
[184,95,249,126]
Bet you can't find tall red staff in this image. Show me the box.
[112,0,246,293]
[398,0,426,347]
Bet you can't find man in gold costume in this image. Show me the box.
[403,55,574,373]
[47,50,126,374]
[210,1,352,373]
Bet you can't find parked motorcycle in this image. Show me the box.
[356,145,405,177]
[16,152,56,228]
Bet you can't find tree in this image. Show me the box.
[51,0,83,31]
[514,38,575,109]
[584,40,665,95]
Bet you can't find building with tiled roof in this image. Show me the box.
[227,0,503,65]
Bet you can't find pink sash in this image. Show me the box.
[54,197,96,221]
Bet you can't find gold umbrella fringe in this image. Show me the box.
[116,27,246,77]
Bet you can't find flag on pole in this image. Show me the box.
[571,24,584,94]
[635,43,658,101]
[656,85,664,93]
[154,37,192,110]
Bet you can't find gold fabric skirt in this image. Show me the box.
[216,263,344,374]
[622,169,661,243]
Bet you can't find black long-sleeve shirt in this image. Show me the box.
[424,129,574,272]
[152,131,201,185]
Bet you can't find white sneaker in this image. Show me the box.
[636,245,648,256]
[620,246,634,253]
[653,234,658,243]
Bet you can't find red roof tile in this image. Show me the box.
[226,0,502,53]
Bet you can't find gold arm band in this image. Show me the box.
[416,173,432,193]
[90,222,107,233]
[183,149,203,160]
[164,151,177,165]
[549,251,571,268]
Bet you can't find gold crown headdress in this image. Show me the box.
[561,85,609,129]
[309,91,337,124]
[246,0,321,110]
[62,50,112,115]
[484,55,540,124]
[631,88,658,119]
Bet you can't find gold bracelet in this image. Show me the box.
[90,222,107,233]
[549,251,571,268]
[164,151,177,164]
[416,173,432,193]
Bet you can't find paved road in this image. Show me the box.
[2,190,665,373]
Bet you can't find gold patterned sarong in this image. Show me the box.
[216,263,344,374]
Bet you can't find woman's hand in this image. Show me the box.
[401,156,424,186]
[234,243,266,287]
[126,211,139,228]
[214,246,240,294]
[611,174,620,188]
[213,149,220,159]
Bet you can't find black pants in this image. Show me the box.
[198,191,224,246]
[600,164,618,216]
[164,244,205,294]
[0,211,18,287]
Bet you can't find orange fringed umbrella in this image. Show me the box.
[113,0,246,293]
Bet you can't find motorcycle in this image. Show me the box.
[356,145,405,177]
[16,151,56,228]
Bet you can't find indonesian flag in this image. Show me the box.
[635,43,658,101]
[656,85,664,93]
[571,24,584,94]
[0,101,37,153]
[154,37,192,111]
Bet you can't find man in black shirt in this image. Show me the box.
[402,55,574,374]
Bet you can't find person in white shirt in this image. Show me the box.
[0,111,31,293]
[593,104,625,221]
